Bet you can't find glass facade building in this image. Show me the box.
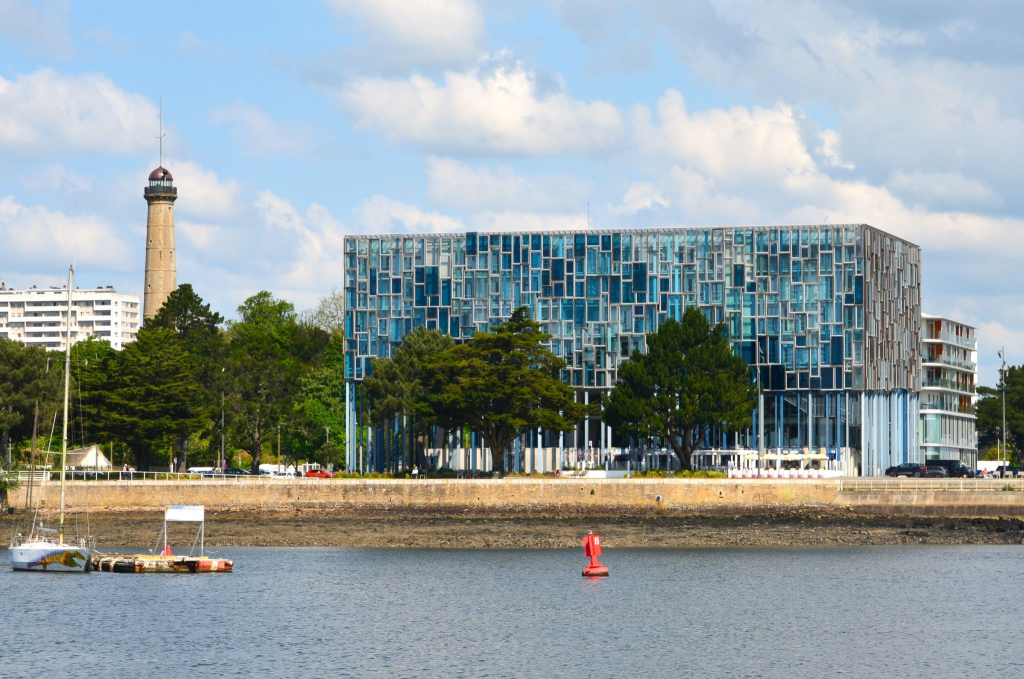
[343,224,922,476]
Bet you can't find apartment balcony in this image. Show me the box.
[923,332,977,349]
[920,401,976,416]
[922,354,977,372]
[922,377,976,394]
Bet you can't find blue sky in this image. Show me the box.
[0,0,1020,384]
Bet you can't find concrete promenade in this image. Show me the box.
[11,477,1024,518]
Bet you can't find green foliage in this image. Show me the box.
[2,285,337,474]
[363,326,455,469]
[148,284,229,469]
[424,307,590,473]
[299,287,345,335]
[602,307,756,471]
[71,338,117,450]
[149,283,224,344]
[224,291,327,472]
[100,328,208,470]
[0,469,20,490]
[0,338,64,461]
[977,366,1024,466]
[0,469,19,509]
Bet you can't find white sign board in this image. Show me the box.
[165,505,205,522]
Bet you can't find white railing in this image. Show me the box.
[841,477,1024,492]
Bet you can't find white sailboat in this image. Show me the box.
[9,266,94,572]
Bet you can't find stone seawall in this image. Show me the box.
[10,477,839,511]
[10,478,1024,518]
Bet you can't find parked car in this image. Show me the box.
[927,459,975,478]
[885,462,927,477]
[994,466,1021,478]
[304,469,332,478]
[222,467,250,477]
[925,466,949,478]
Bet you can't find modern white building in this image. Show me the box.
[0,283,141,350]
[920,314,977,466]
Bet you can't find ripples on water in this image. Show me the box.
[2,545,1022,678]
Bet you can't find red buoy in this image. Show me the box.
[582,531,609,577]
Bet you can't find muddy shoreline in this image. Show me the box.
[6,506,1024,549]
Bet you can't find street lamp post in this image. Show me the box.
[220,367,226,471]
[1000,347,1007,478]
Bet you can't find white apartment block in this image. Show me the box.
[0,283,141,350]
[920,313,977,467]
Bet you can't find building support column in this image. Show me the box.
[584,391,590,465]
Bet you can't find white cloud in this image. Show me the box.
[663,167,761,223]
[210,102,313,155]
[470,211,587,232]
[620,87,1024,259]
[887,170,1000,208]
[556,1,1024,208]
[325,0,485,71]
[337,52,623,155]
[0,195,132,271]
[630,90,817,185]
[255,191,348,289]
[819,129,854,170]
[0,0,73,59]
[177,221,225,251]
[425,157,590,211]
[779,175,1024,257]
[358,195,464,233]
[610,182,668,216]
[164,161,241,221]
[0,69,158,155]
[19,163,93,193]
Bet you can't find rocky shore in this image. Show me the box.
[6,506,1024,549]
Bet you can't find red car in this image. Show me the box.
[304,469,333,479]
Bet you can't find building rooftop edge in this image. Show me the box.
[922,313,977,331]
[343,223,920,249]
[0,287,138,296]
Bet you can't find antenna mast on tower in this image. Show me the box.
[156,95,166,167]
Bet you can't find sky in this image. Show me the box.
[0,0,1020,384]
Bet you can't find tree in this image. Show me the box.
[295,335,347,467]
[148,284,226,468]
[299,287,345,335]
[103,328,208,471]
[364,326,455,469]
[225,292,309,472]
[71,338,117,453]
[0,469,19,509]
[424,307,588,473]
[976,365,1024,466]
[149,284,224,343]
[0,339,61,462]
[602,307,757,471]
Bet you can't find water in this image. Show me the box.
[2,545,1022,678]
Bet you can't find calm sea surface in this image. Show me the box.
[2,544,1022,678]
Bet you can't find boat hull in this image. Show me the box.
[9,543,92,572]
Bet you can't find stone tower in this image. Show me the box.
[143,165,177,321]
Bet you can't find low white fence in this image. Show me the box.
[841,477,1024,492]
[728,468,843,479]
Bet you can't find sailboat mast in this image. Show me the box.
[58,266,73,545]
